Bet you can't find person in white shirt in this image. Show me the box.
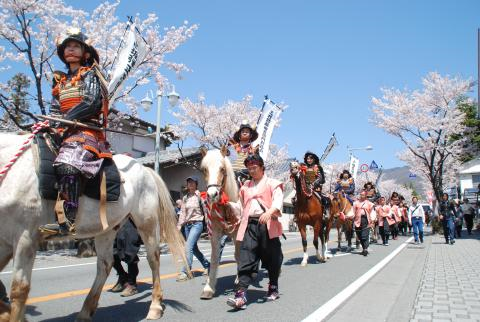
[408,196,425,244]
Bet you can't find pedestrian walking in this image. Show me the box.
[376,196,394,246]
[110,218,141,297]
[453,199,464,238]
[176,176,210,281]
[353,191,375,256]
[461,198,475,235]
[439,193,456,245]
[399,200,408,236]
[408,196,425,244]
[227,154,284,310]
[390,195,400,240]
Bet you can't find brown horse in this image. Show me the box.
[327,191,355,251]
[290,162,328,266]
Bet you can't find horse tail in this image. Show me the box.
[144,167,191,277]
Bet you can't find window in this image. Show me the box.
[472,174,480,186]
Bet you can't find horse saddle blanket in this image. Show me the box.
[34,133,121,202]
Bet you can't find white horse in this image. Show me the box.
[198,148,241,299]
[0,132,188,321]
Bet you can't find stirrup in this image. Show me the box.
[39,221,75,237]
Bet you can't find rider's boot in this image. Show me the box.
[39,165,80,236]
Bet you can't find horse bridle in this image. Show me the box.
[332,192,348,217]
[206,168,227,198]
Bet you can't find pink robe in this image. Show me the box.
[353,200,374,228]
[377,205,395,226]
[236,177,284,241]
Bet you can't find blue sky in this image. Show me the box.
[70,1,480,168]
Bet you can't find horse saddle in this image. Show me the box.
[34,132,121,202]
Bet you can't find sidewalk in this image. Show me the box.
[410,230,480,321]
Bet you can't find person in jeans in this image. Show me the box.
[439,193,456,245]
[227,154,284,310]
[453,199,464,238]
[176,176,210,281]
[408,196,425,244]
[461,198,475,235]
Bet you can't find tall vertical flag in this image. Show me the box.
[252,97,285,161]
[320,133,339,163]
[108,22,149,103]
[349,155,360,182]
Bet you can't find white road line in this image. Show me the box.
[302,237,414,322]
[0,235,303,275]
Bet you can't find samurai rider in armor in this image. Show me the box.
[39,28,111,237]
[362,181,379,203]
[228,121,259,186]
[334,170,355,205]
[299,151,329,211]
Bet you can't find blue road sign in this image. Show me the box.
[370,160,379,170]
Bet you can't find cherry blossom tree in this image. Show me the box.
[0,0,197,129]
[377,179,414,203]
[371,72,474,204]
[171,94,291,181]
[171,94,260,149]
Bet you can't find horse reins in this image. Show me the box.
[203,167,239,236]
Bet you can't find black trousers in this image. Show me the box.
[237,219,283,290]
[379,220,390,245]
[355,216,370,250]
[391,222,399,239]
[113,254,139,285]
[465,214,474,234]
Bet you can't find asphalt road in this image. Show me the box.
[1,230,420,322]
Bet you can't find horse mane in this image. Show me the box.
[201,149,239,202]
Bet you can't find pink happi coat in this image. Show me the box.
[352,199,375,228]
[236,177,283,242]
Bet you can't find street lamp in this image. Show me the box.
[347,145,373,159]
[141,85,180,174]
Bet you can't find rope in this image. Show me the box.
[200,191,238,237]
[0,120,50,182]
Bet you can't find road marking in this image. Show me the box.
[24,247,306,304]
[302,237,414,322]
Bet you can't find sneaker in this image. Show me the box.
[120,283,138,297]
[39,222,75,237]
[385,242,389,246]
[266,284,279,301]
[176,272,191,282]
[227,290,247,310]
[110,279,126,293]
[450,240,455,245]
[414,241,419,245]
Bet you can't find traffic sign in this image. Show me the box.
[360,164,369,173]
[370,160,379,170]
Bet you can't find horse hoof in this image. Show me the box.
[200,290,214,300]
[301,261,308,267]
[146,305,164,320]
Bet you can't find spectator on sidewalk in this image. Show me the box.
[439,193,456,245]
[408,196,425,244]
[110,218,141,297]
[176,176,210,282]
[461,198,475,235]
[453,199,464,238]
